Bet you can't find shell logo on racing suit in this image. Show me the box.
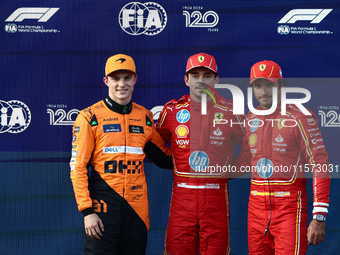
[189,151,209,172]
[175,125,189,138]
[249,133,257,147]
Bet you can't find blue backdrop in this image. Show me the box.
[1,1,339,254]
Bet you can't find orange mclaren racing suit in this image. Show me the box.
[234,104,330,255]
[70,96,172,255]
[156,95,245,255]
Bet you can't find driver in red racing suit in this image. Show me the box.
[156,53,245,255]
[233,60,331,254]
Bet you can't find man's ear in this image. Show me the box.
[184,75,190,88]
[215,76,219,85]
[103,77,109,87]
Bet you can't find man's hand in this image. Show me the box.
[307,219,326,246]
[84,213,104,239]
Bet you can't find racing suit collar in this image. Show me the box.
[104,95,133,114]
[258,104,281,116]
[190,95,215,110]
[176,95,190,104]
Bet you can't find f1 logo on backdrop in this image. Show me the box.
[278,9,332,24]
[119,2,167,36]
[277,9,333,35]
[5,7,60,33]
[5,8,59,22]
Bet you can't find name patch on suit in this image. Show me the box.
[129,125,144,134]
[103,124,122,133]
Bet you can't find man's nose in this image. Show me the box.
[117,79,125,87]
[260,86,269,95]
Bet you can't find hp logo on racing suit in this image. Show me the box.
[176,109,190,123]
[256,158,274,178]
[250,118,261,132]
[189,151,209,172]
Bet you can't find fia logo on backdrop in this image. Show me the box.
[0,100,31,133]
[119,2,167,36]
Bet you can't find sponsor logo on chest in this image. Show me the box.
[103,124,122,133]
[129,125,144,134]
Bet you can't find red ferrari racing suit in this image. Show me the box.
[70,96,172,254]
[234,104,330,255]
[156,95,245,255]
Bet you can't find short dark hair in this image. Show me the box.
[250,78,287,89]
[278,79,287,89]
[106,71,136,79]
[186,71,218,78]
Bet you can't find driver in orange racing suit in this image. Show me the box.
[70,54,172,255]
